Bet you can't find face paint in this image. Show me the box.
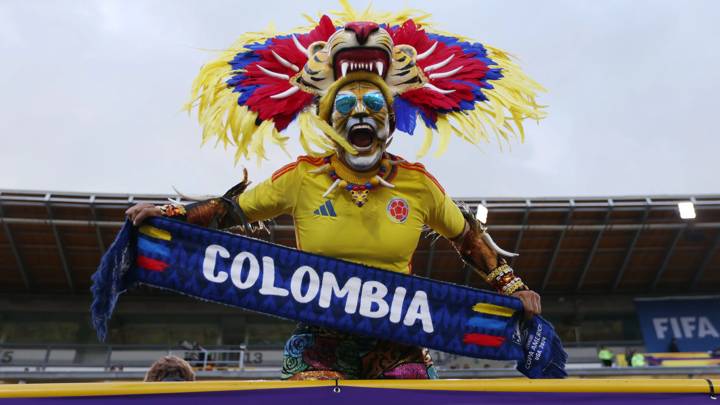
[331,82,392,171]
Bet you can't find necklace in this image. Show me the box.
[312,155,395,207]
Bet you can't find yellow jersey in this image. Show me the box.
[237,155,465,274]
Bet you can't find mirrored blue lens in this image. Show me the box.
[363,92,385,112]
[335,94,357,115]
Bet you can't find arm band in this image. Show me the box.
[485,264,528,295]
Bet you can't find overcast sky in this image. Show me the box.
[1,0,718,198]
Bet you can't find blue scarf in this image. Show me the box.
[90,217,566,378]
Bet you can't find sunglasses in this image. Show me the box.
[334,91,386,115]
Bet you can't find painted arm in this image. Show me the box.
[450,208,541,317]
[126,170,252,232]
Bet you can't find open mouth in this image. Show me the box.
[348,123,376,151]
[333,47,390,80]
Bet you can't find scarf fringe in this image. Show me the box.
[89,220,135,341]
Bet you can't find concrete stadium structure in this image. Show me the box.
[1,190,719,381]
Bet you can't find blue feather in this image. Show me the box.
[229,50,261,70]
[236,84,259,106]
[419,110,437,129]
[393,97,419,135]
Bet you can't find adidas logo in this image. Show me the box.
[313,200,337,217]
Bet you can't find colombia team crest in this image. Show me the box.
[387,198,410,223]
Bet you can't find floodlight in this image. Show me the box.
[678,201,696,220]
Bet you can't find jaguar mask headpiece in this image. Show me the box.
[292,21,425,97]
[189,2,545,163]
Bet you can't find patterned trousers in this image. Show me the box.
[281,324,438,380]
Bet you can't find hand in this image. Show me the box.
[125,203,162,226]
[513,290,541,319]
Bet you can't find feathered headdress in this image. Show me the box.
[187,0,546,163]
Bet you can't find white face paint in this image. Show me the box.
[342,114,389,170]
[331,83,392,171]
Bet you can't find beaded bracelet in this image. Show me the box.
[485,264,528,295]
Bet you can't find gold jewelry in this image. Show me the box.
[485,264,512,284]
[485,263,527,295]
[322,155,394,207]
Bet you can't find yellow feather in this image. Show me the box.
[433,116,452,158]
[298,111,335,156]
[415,123,433,159]
[447,112,480,144]
[302,14,317,25]
[269,127,291,159]
[236,111,259,161]
[229,105,246,144]
[252,120,275,165]
[298,128,319,157]
[307,113,358,155]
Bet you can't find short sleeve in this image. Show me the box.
[237,162,302,222]
[424,176,465,239]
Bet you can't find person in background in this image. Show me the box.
[624,348,634,367]
[668,338,680,352]
[144,356,196,382]
[597,346,614,367]
[630,351,646,368]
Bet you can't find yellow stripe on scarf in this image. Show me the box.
[471,303,515,318]
[139,225,171,241]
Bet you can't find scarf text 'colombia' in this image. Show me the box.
[90,217,566,378]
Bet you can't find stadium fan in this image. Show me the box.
[144,356,196,382]
[598,346,613,367]
[113,1,565,380]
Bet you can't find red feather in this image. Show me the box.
[390,20,491,116]
[240,15,336,131]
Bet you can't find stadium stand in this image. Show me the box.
[1,190,719,382]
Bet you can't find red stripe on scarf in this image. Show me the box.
[462,333,506,348]
[137,256,168,272]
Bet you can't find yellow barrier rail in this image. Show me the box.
[0,379,717,398]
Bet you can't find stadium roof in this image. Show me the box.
[1,189,719,295]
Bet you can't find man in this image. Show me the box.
[127,4,545,379]
[631,351,646,368]
[598,346,613,367]
[127,75,541,379]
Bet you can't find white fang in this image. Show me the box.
[429,66,463,80]
[423,54,455,72]
[270,86,300,99]
[258,65,290,80]
[292,35,308,55]
[271,50,299,72]
[416,41,438,60]
[309,163,331,175]
[423,83,455,94]
[375,175,395,189]
[482,233,519,258]
[341,62,349,77]
[322,179,342,198]
[375,61,384,76]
